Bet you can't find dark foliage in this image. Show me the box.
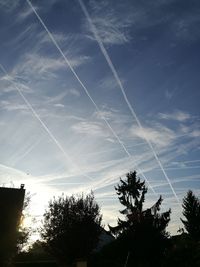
[15,240,57,267]
[163,234,200,267]
[15,192,32,254]
[40,192,102,266]
[181,190,200,241]
[109,171,171,266]
[89,238,128,267]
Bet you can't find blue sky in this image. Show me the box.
[0,0,200,235]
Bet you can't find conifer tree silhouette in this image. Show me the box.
[181,190,200,241]
[109,171,171,266]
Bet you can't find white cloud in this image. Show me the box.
[71,120,109,138]
[165,89,174,100]
[0,0,19,12]
[68,88,81,97]
[83,0,179,46]
[11,52,89,81]
[17,6,36,21]
[179,124,190,134]
[43,88,80,108]
[0,100,29,112]
[45,91,69,104]
[44,89,81,106]
[12,53,65,80]
[94,110,115,121]
[179,123,200,139]
[83,0,134,45]
[67,55,90,68]
[1,81,32,94]
[83,0,200,48]
[93,107,131,127]
[173,13,200,42]
[159,110,191,122]
[38,32,72,46]
[130,124,176,148]
[190,129,200,137]
[54,103,65,108]
[87,17,131,45]
[99,75,125,91]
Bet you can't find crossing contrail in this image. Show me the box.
[77,0,179,203]
[0,64,94,181]
[26,0,156,194]
[9,137,42,165]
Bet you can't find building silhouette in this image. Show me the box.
[0,184,25,266]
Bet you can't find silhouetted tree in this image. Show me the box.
[181,190,200,241]
[163,233,200,267]
[15,240,54,264]
[16,192,32,253]
[109,171,171,267]
[40,192,102,267]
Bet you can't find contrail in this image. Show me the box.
[179,159,200,164]
[154,165,200,171]
[0,64,93,181]
[26,0,129,158]
[10,138,42,165]
[77,0,179,203]
[26,0,156,194]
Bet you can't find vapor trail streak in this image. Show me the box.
[0,64,93,181]
[180,159,200,164]
[154,165,200,171]
[26,0,156,194]
[26,0,129,157]
[77,0,179,203]
[10,138,42,165]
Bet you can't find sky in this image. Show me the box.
[0,0,200,237]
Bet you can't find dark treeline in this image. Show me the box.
[1,171,200,267]
[89,172,200,267]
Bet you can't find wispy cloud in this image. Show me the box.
[0,74,33,94]
[93,107,131,129]
[71,120,110,138]
[81,0,180,46]
[82,0,134,45]
[130,123,176,148]
[81,0,200,47]
[0,0,199,236]
[13,53,65,80]
[173,10,200,42]
[67,88,81,97]
[159,110,191,122]
[44,88,80,107]
[17,5,36,21]
[11,51,90,82]
[0,0,19,12]
[6,20,90,82]
[164,88,178,100]
[99,75,125,91]
[0,164,27,184]
[190,129,200,138]
[0,100,29,112]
